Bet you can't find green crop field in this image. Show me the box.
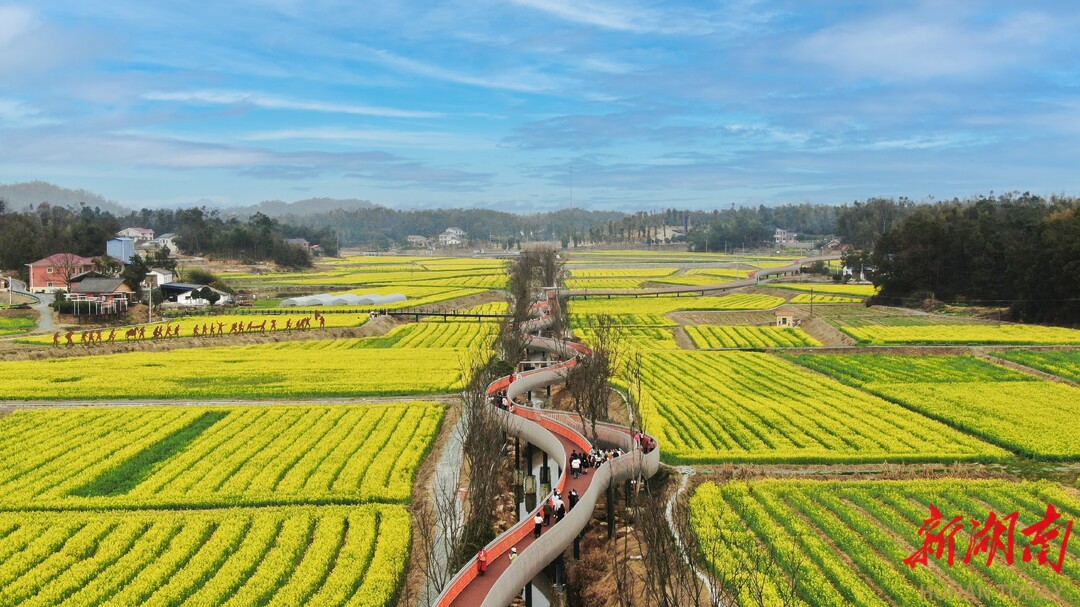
[638,351,1006,464]
[790,354,1080,459]
[685,325,820,348]
[692,479,1080,607]
[995,349,1080,383]
[0,316,35,337]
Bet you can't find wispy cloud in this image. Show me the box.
[505,0,652,32]
[4,128,492,189]
[143,89,442,118]
[0,98,58,127]
[364,47,566,93]
[243,127,492,150]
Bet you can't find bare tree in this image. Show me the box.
[562,314,620,440]
[451,342,509,569]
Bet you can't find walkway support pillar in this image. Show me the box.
[607,485,615,539]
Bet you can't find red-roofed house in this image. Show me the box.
[27,253,95,293]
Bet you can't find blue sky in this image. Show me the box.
[2,1,1079,211]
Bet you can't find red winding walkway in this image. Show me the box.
[436,289,657,607]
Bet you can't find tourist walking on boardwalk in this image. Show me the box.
[533,513,543,537]
[508,547,517,564]
[477,548,488,575]
[543,497,553,525]
[571,452,581,478]
[568,489,578,511]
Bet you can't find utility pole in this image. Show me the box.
[810,288,814,318]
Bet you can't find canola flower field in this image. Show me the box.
[764,282,878,297]
[838,323,1080,345]
[0,504,410,607]
[789,354,1080,459]
[230,255,508,290]
[691,479,1080,607]
[357,319,497,348]
[575,326,680,351]
[0,401,441,607]
[0,404,443,509]
[789,293,863,304]
[638,351,1006,464]
[0,339,465,400]
[567,293,785,317]
[685,325,821,348]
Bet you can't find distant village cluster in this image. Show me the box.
[4,225,311,319]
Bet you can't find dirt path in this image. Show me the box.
[672,326,696,349]
[799,316,856,347]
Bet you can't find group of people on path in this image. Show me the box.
[50,312,328,347]
[535,488,579,538]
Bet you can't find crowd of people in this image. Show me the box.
[50,312,328,347]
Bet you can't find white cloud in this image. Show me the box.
[797,6,1058,82]
[143,89,443,118]
[0,4,35,47]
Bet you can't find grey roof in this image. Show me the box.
[160,282,204,292]
[157,233,177,239]
[71,278,129,293]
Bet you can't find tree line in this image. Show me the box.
[857,193,1080,324]
[0,201,336,278]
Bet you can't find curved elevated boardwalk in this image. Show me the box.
[436,292,661,607]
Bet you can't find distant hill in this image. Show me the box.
[228,197,377,217]
[0,181,132,216]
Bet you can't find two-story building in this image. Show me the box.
[438,227,467,247]
[27,253,95,293]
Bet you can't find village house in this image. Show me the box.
[438,227,467,247]
[774,228,797,246]
[26,253,95,293]
[154,233,180,254]
[285,237,311,248]
[406,235,430,247]
[69,278,135,304]
[144,268,175,289]
[106,237,136,264]
[117,227,155,242]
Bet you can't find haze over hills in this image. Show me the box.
[0,181,132,217]
[0,181,375,218]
